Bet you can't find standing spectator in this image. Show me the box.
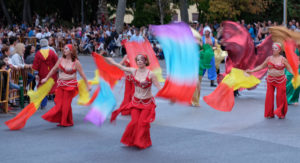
[48,37,57,54]
[35,29,42,40]
[289,21,296,30]
[44,27,52,38]
[153,43,159,56]
[267,20,272,27]
[261,22,268,39]
[35,15,40,27]
[248,24,255,40]
[198,24,204,36]
[296,22,300,32]
[32,39,58,109]
[130,28,144,42]
[241,19,247,28]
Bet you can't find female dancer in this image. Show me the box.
[41,44,90,127]
[191,44,214,107]
[118,55,135,115]
[246,43,293,119]
[107,54,161,149]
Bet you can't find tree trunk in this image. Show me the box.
[115,0,127,33]
[68,0,77,24]
[179,0,189,23]
[97,0,109,25]
[27,0,32,24]
[23,0,31,24]
[81,0,84,26]
[1,0,13,25]
[23,0,28,24]
[157,0,164,24]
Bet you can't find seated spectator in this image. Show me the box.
[9,36,17,55]
[24,44,36,64]
[10,43,34,85]
[0,59,7,104]
[1,55,20,108]
[0,55,20,90]
[1,45,10,58]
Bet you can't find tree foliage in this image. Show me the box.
[0,0,299,27]
[192,0,210,23]
[207,0,271,22]
[132,0,173,27]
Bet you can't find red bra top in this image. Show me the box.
[267,58,285,70]
[132,70,152,89]
[59,59,77,74]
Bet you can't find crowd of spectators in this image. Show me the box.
[192,19,300,45]
[0,17,299,60]
[0,21,165,59]
[0,17,299,110]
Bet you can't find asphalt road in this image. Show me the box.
[1,55,300,163]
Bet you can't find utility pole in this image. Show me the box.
[283,0,287,26]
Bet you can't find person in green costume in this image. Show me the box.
[191,44,214,106]
[285,45,300,105]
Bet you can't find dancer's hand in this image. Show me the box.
[170,98,176,104]
[244,71,251,77]
[99,50,107,56]
[245,69,252,73]
[87,84,92,91]
[105,57,115,65]
[41,78,47,84]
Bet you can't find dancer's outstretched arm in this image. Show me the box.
[105,57,135,75]
[246,56,269,73]
[41,59,60,83]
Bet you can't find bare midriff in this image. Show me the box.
[134,86,152,99]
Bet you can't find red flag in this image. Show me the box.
[92,52,124,88]
[124,40,164,82]
[284,40,298,74]
[222,21,273,79]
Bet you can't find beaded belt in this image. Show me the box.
[266,75,286,84]
[131,96,154,106]
[57,79,78,87]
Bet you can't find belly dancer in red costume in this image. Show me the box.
[119,55,135,115]
[107,54,161,149]
[40,44,90,127]
[247,43,293,119]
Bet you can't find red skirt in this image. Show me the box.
[111,97,156,149]
[119,76,135,115]
[42,80,78,126]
